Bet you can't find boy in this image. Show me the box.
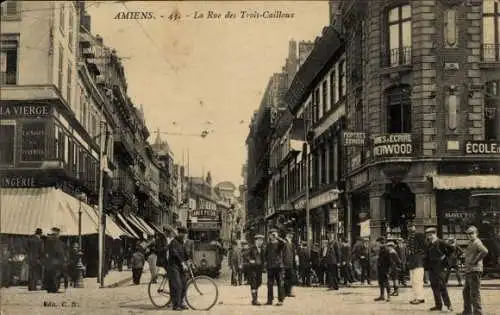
[245,234,265,305]
[130,245,145,285]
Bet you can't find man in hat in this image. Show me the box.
[26,228,44,291]
[166,225,188,311]
[229,240,243,286]
[244,234,265,305]
[43,227,66,293]
[177,226,192,310]
[282,229,297,297]
[460,225,488,315]
[386,241,402,297]
[425,226,454,312]
[407,221,427,305]
[340,237,354,286]
[395,238,408,287]
[374,237,391,302]
[324,232,340,291]
[298,241,310,286]
[445,237,464,286]
[265,228,286,306]
[353,237,371,285]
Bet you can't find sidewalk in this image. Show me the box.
[83,265,151,289]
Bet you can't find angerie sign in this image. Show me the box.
[373,133,413,157]
[1,176,36,188]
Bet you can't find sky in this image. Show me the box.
[87,1,328,186]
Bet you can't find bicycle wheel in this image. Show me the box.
[185,275,219,311]
[148,274,171,308]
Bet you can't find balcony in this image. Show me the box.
[381,46,412,69]
[0,72,16,85]
[114,131,135,164]
[481,44,500,63]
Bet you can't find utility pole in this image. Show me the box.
[304,113,311,255]
[97,121,108,288]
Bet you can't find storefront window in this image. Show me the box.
[0,123,15,165]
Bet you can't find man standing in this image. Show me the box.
[407,221,426,305]
[265,228,286,306]
[460,225,488,315]
[282,230,297,297]
[374,238,391,302]
[166,227,188,311]
[395,238,408,287]
[177,227,192,309]
[340,237,353,286]
[325,232,340,291]
[425,227,454,312]
[245,234,265,305]
[229,240,243,286]
[26,228,44,291]
[147,235,158,284]
[445,238,464,286]
[298,241,310,286]
[43,227,66,293]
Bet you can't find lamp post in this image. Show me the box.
[304,113,312,256]
[75,192,87,288]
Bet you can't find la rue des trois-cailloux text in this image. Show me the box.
[192,10,295,19]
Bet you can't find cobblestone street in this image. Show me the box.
[2,270,500,315]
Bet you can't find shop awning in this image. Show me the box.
[135,215,156,235]
[116,213,140,239]
[124,214,152,237]
[147,221,163,234]
[432,175,500,190]
[1,188,96,236]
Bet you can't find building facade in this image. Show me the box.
[338,0,499,269]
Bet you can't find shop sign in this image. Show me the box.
[343,132,366,146]
[464,141,500,155]
[373,133,414,157]
[349,170,369,190]
[1,175,36,187]
[189,209,218,218]
[0,103,51,118]
[444,211,474,220]
[21,122,46,161]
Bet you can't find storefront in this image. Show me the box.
[346,168,371,240]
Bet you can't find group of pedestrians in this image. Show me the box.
[374,222,488,315]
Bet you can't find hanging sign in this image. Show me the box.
[343,132,366,146]
[373,134,414,157]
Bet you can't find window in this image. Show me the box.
[59,3,65,35]
[482,0,500,62]
[387,4,412,66]
[0,123,15,165]
[322,80,329,114]
[338,60,346,99]
[355,101,363,131]
[314,88,320,121]
[67,61,72,105]
[0,40,18,85]
[386,85,412,133]
[68,11,74,52]
[321,147,327,185]
[329,140,338,183]
[330,70,337,105]
[58,45,64,93]
[0,1,20,19]
[485,81,499,140]
[81,96,88,129]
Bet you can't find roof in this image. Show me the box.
[285,26,344,114]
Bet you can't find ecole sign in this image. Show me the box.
[373,134,413,157]
[464,141,500,155]
[0,104,51,118]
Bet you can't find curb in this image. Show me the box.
[104,270,150,288]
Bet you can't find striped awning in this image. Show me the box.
[1,188,95,236]
[134,215,156,235]
[432,175,500,190]
[125,214,152,237]
[116,213,140,239]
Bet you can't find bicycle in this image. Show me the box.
[148,262,219,311]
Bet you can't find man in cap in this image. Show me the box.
[298,241,310,286]
[265,228,286,306]
[244,234,265,305]
[26,228,44,291]
[374,237,391,301]
[460,225,488,315]
[325,232,340,291]
[386,241,402,297]
[407,221,427,305]
[229,240,243,286]
[395,238,408,287]
[425,226,454,312]
[445,237,463,286]
[353,237,371,285]
[43,227,66,293]
[166,225,188,311]
[282,229,297,297]
[177,226,192,310]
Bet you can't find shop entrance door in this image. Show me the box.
[385,183,415,239]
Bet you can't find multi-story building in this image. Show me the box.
[338,0,499,269]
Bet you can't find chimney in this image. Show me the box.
[298,41,315,67]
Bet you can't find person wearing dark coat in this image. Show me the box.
[445,238,464,286]
[264,228,286,306]
[395,238,408,287]
[424,227,454,312]
[282,230,297,297]
[353,237,371,284]
[387,241,402,297]
[166,227,188,311]
[229,240,243,286]
[177,226,192,309]
[325,233,341,291]
[43,227,66,293]
[407,221,427,305]
[297,241,310,286]
[310,243,321,285]
[374,238,391,302]
[244,234,265,305]
[26,228,44,291]
[340,237,354,286]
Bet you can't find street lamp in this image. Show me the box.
[75,192,87,288]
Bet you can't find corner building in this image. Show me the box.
[340,0,500,271]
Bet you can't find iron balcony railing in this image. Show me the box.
[481,44,500,62]
[382,46,412,68]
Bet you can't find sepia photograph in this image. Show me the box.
[0,0,499,314]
